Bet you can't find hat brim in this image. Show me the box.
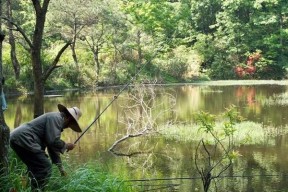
[58,104,82,132]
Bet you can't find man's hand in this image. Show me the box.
[57,164,67,177]
[66,143,76,151]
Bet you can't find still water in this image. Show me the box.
[5,81,288,191]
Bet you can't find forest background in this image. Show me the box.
[2,0,288,93]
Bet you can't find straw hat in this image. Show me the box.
[57,104,82,132]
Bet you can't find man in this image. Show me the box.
[10,104,82,191]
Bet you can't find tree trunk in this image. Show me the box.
[0,27,10,184]
[93,46,100,82]
[32,49,44,118]
[7,0,20,79]
[71,19,80,87]
[14,103,22,128]
[278,8,284,63]
[31,0,49,117]
[30,1,72,117]
[136,30,142,74]
[71,43,79,69]
[0,118,9,177]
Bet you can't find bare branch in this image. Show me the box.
[109,84,176,156]
[108,131,148,152]
[43,41,72,81]
[1,17,33,49]
[195,139,203,176]
[109,150,149,157]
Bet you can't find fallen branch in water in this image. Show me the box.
[108,127,150,152]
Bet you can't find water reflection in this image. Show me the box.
[5,83,288,191]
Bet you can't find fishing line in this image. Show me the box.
[73,40,168,145]
[124,174,286,182]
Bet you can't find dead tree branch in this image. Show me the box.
[109,84,176,155]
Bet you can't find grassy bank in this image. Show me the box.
[3,151,135,192]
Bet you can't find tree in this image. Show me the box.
[198,0,288,80]
[123,0,179,52]
[4,0,71,117]
[48,0,99,71]
[187,0,221,34]
[78,0,127,82]
[0,0,10,181]
[6,0,20,79]
[124,0,178,38]
[251,0,288,74]
[212,0,252,76]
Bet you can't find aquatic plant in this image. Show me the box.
[194,106,243,192]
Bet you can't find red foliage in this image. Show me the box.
[235,52,261,78]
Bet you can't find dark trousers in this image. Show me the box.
[10,142,52,191]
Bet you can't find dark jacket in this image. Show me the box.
[10,112,66,164]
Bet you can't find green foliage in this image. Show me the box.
[123,0,178,38]
[223,106,243,136]
[4,77,29,94]
[3,43,33,92]
[3,0,288,93]
[195,106,243,146]
[209,56,236,80]
[165,57,188,79]
[195,112,216,133]
[193,34,215,69]
[47,64,77,89]
[224,105,243,123]
[155,45,201,81]
[12,1,36,35]
[189,0,221,34]
[254,57,286,79]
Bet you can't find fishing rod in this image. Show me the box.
[73,41,167,145]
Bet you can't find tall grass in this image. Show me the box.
[1,150,30,192]
[3,150,135,192]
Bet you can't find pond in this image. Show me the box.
[5,80,288,191]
